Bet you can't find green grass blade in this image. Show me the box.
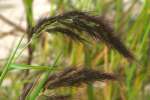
[0,34,24,86]
[26,51,62,100]
[9,64,52,70]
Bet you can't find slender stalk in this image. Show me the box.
[26,51,62,100]
[84,48,95,100]
[23,0,34,64]
[0,35,24,86]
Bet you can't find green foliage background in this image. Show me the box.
[0,0,150,100]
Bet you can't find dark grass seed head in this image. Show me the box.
[46,27,87,43]
[32,10,135,61]
[44,67,117,89]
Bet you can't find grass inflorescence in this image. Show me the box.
[32,11,135,61]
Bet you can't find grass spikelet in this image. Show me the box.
[44,67,117,89]
[46,27,86,42]
[32,10,135,61]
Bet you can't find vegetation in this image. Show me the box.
[0,0,150,100]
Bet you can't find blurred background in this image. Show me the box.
[0,0,150,100]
